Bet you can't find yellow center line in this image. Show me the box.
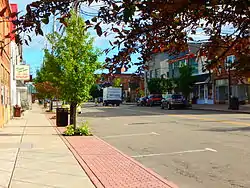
[168,115,250,127]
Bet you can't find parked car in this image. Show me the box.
[146,94,163,106]
[136,96,148,106]
[161,94,191,110]
[97,97,103,103]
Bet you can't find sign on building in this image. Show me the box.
[15,65,30,80]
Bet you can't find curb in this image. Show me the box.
[46,114,104,188]
[191,108,250,114]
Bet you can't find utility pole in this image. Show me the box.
[73,0,80,12]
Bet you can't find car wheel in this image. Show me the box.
[117,104,120,107]
[167,103,171,110]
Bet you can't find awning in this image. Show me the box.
[16,87,28,91]
[194,74,211,85]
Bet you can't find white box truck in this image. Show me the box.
[103,87,122,106]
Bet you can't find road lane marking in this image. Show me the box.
[131,148,217,158]
[101,132,160,139]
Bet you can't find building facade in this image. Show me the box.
[144,43,214,104]
[213,55,250,104]
[0,0,11,127]
[9,4,23,118]
[97,73,144,102]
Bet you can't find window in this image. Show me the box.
[199,85,204,99]
[189,57,198,75]
[208,84,213,99]
[155,69,158,78]
[149,70,153,79]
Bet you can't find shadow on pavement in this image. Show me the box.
[200,126,250,132]
[79,104,233,118]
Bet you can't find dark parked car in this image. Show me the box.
[161,94,191,110]
[137,97,148,106]
[97,97,103,103]
[146,94,162,106]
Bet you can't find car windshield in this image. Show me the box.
[172,95,183,99]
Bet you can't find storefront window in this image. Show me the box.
[208,84,213,99]
[199,85,204,99]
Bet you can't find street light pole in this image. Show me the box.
[228,63,232,109]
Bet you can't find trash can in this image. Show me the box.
[14,105,21,117]
[229,97,239,110]
[56,108,68,126]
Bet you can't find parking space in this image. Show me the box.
[78,104,250,188]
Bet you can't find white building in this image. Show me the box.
[144,53,170,95]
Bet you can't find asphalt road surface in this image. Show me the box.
[78,104,250,188]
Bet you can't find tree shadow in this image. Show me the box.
[200,126,250,132]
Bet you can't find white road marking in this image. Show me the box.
[102,132,160,139]
[131,148,217,158]
[105,118,110,120]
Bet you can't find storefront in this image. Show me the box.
[192,74,214,104]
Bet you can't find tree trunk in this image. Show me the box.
[49,99,53,112]
[70,102,77,130]
[44,99,47,108]
[70,104,74,125]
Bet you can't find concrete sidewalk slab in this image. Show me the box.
[0,104,95,188]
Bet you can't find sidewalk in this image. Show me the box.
[49,115,178,187]
[192,104,250,114]
[0,104,94,188]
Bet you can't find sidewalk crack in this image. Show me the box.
[7,120,28,188]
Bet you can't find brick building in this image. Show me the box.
[97,73,144,102]
[0,0,11,127]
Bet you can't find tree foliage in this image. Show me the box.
[112,78,121,87]
[3,0,250,74]
[175,65,195,99]
[35,11,101,128]
[90,84,102,99]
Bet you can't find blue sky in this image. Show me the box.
[12,1,235,76]
[12,0,138,75]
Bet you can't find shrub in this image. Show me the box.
[64,125,75,136]
[78,121,92,136]
[63,121,92,136]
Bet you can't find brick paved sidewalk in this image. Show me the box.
[49,117,178,188]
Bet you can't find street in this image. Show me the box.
[78,104,250,188]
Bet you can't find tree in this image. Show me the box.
[36,11,101,129]
[147,78,166,94]
[164,79,175,94]
[4,0,249,75]
[90,84,102,99]
[176,65,195,99]
[33,44,63,111]
[112,78,121,87]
